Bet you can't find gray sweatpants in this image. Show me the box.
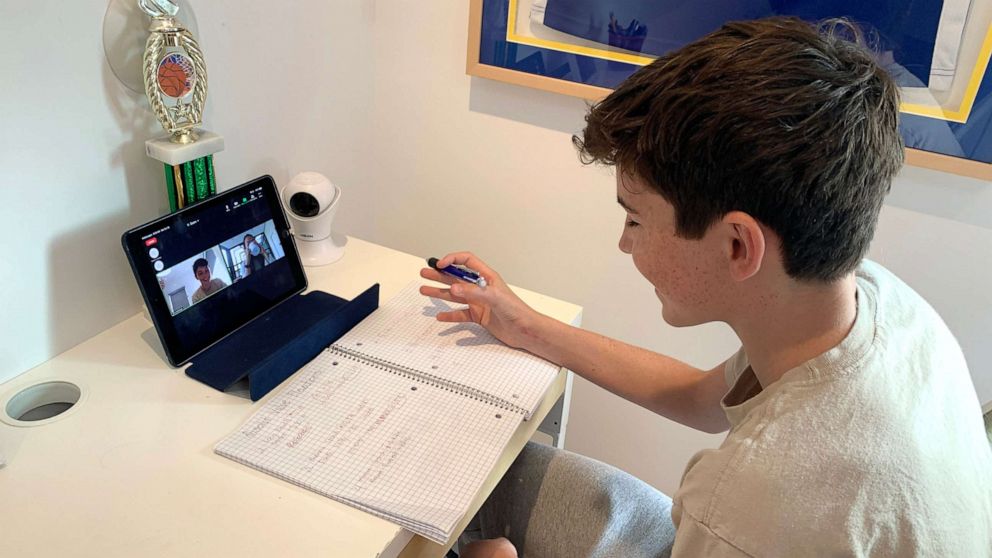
[463,442,676,558]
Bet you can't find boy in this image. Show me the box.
[190,257,227,303]
[420,17,992,558]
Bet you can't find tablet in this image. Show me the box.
[122,175,308,367]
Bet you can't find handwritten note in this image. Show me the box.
[216,349,520,543]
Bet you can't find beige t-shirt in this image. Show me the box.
[191,278,227,303]
[671,261,992,557]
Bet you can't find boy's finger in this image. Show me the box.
[418,285,466,305]
[435,308,474,322]
[420,267,457,285]
[437,252,499,284]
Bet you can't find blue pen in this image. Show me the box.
[427,257,487,288]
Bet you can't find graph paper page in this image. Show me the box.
[334,282,559,417]
[215,349,520,544]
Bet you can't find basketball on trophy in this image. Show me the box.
[157,54,194,98]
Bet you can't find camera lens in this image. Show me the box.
[289,192,320,217]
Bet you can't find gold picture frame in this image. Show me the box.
[466,0,992,181]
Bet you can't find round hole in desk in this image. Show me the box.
[3,381,82,427]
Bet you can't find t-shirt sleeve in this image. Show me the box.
[672,513,752,557]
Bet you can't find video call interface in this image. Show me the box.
[139,185,298,355]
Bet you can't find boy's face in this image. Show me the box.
[195,266,211,284]
[616,173,725,327]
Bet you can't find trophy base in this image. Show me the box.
[146,130,225,166]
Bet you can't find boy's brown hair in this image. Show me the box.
[576,17,904,282]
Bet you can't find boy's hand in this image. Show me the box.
[419,252,542,351]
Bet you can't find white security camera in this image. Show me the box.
[281,172,346,266]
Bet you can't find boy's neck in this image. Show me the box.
[731,273,858,388]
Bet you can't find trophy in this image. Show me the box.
[140,0,223,211]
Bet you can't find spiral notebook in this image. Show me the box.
[215,283,561,544]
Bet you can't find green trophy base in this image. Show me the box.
[146,130,224,212]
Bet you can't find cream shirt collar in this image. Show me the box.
[721,271,880,427]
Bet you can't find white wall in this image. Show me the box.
[358,1,992,494]
[873,167,992,407]
[0,1,376,384]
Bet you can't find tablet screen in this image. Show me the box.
[122,175,307,366]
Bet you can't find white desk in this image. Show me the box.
[0,237,582,558]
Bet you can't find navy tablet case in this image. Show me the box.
[186,284,380,401]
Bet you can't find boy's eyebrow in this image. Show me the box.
[617,196,639,214]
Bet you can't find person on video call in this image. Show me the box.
[420,17,992,558]
[190,257,227,303]
[242,234,272,277]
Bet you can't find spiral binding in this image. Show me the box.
[328,344,529,417]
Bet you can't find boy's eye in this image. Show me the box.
[625,219,639,228]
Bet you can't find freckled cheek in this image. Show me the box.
[655,266,687,298]
[671,256,717,307]
[631,248,674,293]
[634,246,705,304]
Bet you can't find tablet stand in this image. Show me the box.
[186,284,379,401]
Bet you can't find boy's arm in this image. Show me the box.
[527,313,731,434]
[421,252,731,434]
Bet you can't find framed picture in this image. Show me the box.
[467,0,992,180]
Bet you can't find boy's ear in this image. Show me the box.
[722,211,765,282]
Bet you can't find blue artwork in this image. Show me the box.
[477,0,992,164]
